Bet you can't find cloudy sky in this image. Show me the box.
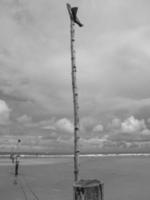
[1,0,150,153]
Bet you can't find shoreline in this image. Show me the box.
[1,153,150,158]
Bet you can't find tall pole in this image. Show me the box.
[71,19,80,182]
[16,139,21,156]
[66,3,83,182]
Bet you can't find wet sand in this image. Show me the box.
[1,156,150,200]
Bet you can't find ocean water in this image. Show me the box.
[1,155,150,200]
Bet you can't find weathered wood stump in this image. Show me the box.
[73,179,104,200]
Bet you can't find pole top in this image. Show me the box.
[66,3,83,27]
[66,3,73,19]
[74,179,103,188]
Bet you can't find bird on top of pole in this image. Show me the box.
[66,3,83,27]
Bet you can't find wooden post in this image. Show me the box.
[16,139,21,157]
[14,139,21,177]
[74,179,104,200]
[66,3,82,182]
[66,4,104,200]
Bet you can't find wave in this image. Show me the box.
[21,153,150,158]
[2,153,150,159]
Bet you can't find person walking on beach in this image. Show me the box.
[15,155,20,177]
[12,154,15,163]
[10,153,15,163]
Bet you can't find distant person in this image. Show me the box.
[15,156,20,177]
[10,153,15,163]
[12,155,15,163]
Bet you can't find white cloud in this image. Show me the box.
[121,116,146,133]
[0,99,10,125]
[56,118,73,134]
[17,114,32,123]
[93,124,103,132]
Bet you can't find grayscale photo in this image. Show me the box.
[0,0,150,200]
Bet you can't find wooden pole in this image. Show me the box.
[71,19,80,182]
[66,3,81,182]
[16,139,21,156]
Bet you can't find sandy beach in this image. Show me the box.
[1,156,150,200]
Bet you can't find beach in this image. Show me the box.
[1,155,150,200]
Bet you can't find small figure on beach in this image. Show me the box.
[10,153,15,163]
[15,155,20,177]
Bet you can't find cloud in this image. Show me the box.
[102,115,150,152]
[0,99,10,125]
[111,118,121,129]
[80,135,109,152]
[1,1,150,153]
[93,124,104,132]
[17,114,32,124]
[55,118,73,134]
[121,116,146,133]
